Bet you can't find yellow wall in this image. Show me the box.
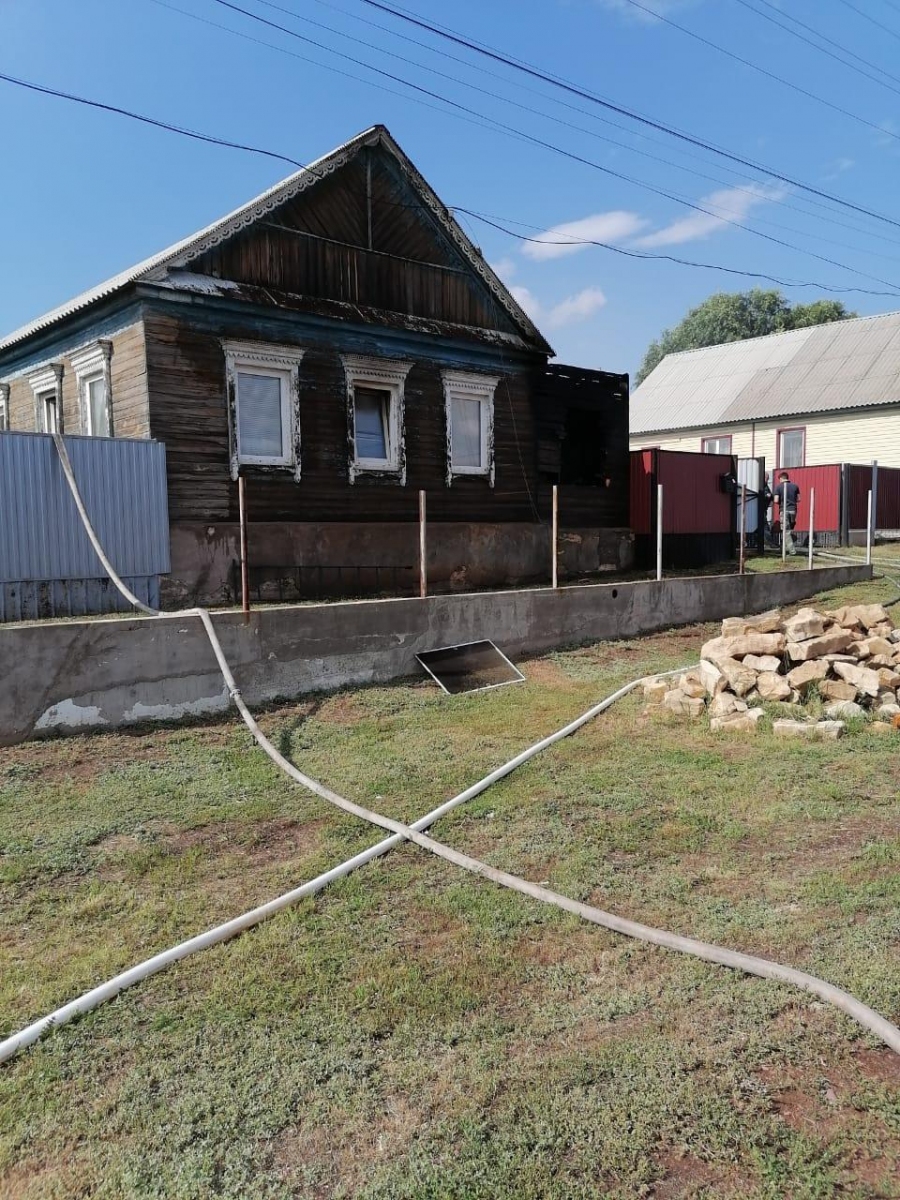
[630,407,900,467]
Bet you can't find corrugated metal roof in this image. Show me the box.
[0,125,551,357]
[631,310,900,434]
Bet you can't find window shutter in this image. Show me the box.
[238,372,284,458]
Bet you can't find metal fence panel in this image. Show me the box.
[0,432,169,618]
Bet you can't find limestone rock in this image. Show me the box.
[708,692,747,719]
[871,721,896,734]
[742,654,783,673]
[877,667,900,690]
[721,610,782,636]
[699,659,726,697]
[890,629,900,644]
[662,689,705,718]
[872,621,895,639]
[783,607,827,642]
[710,708,764,733]
[757,672,792,701]
[774,719,814,739]
[815,720,846,740]
[825,700,864,720]
[833,661,881,698]
[866,637,895,658]
[700,632,785,663]
[869,655,896,668]
[822,654,857,665]
[717,656,759,697]
[679,672,707,700]
[876,702,900,719]
[819,679,859,703]
[786,660,828,692]
[849,641,872,659]
[844,603,890,631]
[642,677,668,703]
[786,628,854,662]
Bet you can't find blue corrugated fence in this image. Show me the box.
[0,432,169,620]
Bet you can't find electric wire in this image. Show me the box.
[2,38,897,303]
[730,0,900,96]
[357,0,900,229]
[583,0,900,140]
[204,0,900,294]
[188,0,900,264]
[834,0,900,44]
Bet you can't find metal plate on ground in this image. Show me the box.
[416,639,525,695]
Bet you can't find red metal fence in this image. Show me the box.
[630,449,735,567]
[771,465,841,534]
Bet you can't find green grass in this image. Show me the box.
[2,576,900,1197]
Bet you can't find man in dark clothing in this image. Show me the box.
[776,470,801,555]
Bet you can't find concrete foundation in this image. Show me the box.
[0,563,870,746]
[163,521,635,605]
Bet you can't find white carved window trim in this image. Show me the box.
[342,355,412,484]
[223,340,305,481]
[71,341,113,437]
[0,384,8,432]
[28,364,64,434]
[442,369,499,486]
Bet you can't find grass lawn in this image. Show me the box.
[2,572,900,1198]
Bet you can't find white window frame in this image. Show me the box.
[342,355,412,484]
[27,364,64,434]
[0,384,8,432]
[701,435,732,455]
[71,341,113,437]
[223,340,305,481]
[442,369,500,486]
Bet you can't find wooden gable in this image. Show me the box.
[184,145,523,339]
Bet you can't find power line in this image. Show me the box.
[354,0,900,232]
[454,206,900,298]
[1,60,896,300]
[206,0,900,291]
[0,69,305,170]
[834,0,900,43]
[731,0,900,96]
[209,0,900,260]
[590,0,900,139]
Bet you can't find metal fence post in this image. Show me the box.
[418,490,427,599]
[738,484,746,575]
[656,484,663,582]
[808,487,815,571]
[238,475,250,619]
[866,490,873,566]
[871,459,879,551]
[552,484,559,589]
[781,482,788,564]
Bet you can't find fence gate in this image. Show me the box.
[0,432,170,621]
[630,448,736,569]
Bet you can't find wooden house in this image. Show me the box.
[0,125,631,604]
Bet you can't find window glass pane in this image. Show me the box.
[238,371,284,458]
[703,437,731,454]
[780,430,803,468]
[354,388,390,460]
[451,396,483,468]
[88,376,109,437]
[42,393,58,434]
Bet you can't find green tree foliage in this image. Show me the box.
[636,289,855,384]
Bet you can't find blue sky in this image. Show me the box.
[2,0,900,377]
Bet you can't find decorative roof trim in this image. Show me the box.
[0,126,552,356]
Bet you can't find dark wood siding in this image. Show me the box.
[189,148,518,337]
[535,363,630,526]
[144,310,540,526]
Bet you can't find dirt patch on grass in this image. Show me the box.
[652,1149,750,1198]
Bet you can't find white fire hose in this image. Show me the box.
[3,437,897,1066]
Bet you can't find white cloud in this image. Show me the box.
[634,184,785,248]
[510,285,542,321]
[546,287,608,329]
[522,210,647,260]
[490,256,517,281]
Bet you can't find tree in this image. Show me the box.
[635,289,855,385]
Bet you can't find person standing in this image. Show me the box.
[776,470,801,555]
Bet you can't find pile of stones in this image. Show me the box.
[643,602,900,738]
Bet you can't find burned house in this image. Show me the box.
[0,125,631,604]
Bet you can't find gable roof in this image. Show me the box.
[0,125,551,356]
[631,309,900,435]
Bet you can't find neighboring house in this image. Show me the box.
[629,310,900,470]
[0,125,630,605]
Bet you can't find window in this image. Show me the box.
[223,341,305,480]
[778,427,805,468]
[702,435,732,454]
[27,364,63,434]
[0,384,8,432]
[71,341,113,437]
[442,370,500,484]
[342,355,412,483]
